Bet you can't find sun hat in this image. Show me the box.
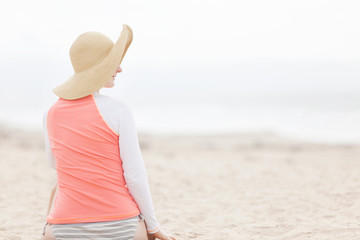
[53,24,133,100]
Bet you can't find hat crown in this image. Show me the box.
[69,32,114,73]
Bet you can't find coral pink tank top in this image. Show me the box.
[46,94,140,224]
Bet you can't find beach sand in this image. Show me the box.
[0,127,360,239]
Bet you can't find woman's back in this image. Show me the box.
[46,93,140,224]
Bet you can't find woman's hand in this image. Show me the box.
[148,229,176,240]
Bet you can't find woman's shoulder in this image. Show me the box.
[92,93,136,133]
[93,93,133,113]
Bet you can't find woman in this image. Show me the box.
[42,24,176,240]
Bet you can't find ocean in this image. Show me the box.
[1,61,359,144]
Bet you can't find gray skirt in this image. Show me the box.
[43,215,143,240]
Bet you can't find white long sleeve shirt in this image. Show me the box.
[42,91,160,233]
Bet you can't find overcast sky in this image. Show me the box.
[1,0,360,106]
[0,0,360,142]
[1,0,360,65]
[1,0,360,104]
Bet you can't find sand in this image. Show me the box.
[0,127,360,240]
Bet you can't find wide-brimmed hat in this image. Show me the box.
[53,24,133,100]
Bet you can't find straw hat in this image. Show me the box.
[53,24,133,100]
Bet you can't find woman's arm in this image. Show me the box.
[43,110,57,217]
[46,182,57,216]
[118,104,161,234]
[43,110,56,169]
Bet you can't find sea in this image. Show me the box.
[1,60,359,144]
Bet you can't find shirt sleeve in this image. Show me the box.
[43,110,56,169]
[118,104,161,234]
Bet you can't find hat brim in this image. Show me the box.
[52,24,133,100]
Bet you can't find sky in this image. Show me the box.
[1,0,359,94]
[0,0,360,142]
[0,1,359,68]
[2,0,360,64]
